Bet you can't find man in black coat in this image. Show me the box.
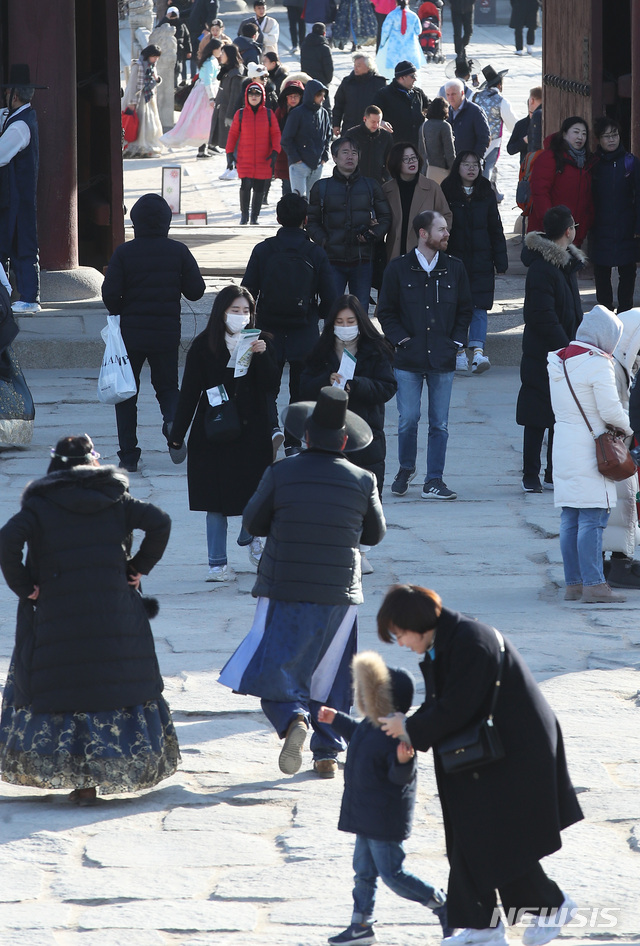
[516,204,584,492]
[218,387,386,780]
[162,6,193,86]
[372,61,429,147]
[307,136,391,309]
[300,22,334,89]
[506,86,542,165]
[346,105,393,184]
[449,0,475,56]
[333,53,387,137]
[102,193,206,473]
[444,78,490,158]
[378,209,472,501]
[242,192,333,455]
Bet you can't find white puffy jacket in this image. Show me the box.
[548,343,632,509]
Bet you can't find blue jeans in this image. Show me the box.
[289,161,323,200]
[395,368,454,480]
[205,512,252,567]
[559,506,610,586]
[469,306,488,349]
[260,618,356,760]
[329,260,374,311]
[352,835,437,925]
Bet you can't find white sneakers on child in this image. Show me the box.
[249,537,263,567]
[472,351,491,374]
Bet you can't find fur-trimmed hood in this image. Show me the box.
[352,651,414,725]
[21,464,129,513]
[613,308,640,389]
[522,231,587,270]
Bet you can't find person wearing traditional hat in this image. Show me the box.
[372,61,430,147]
[438,54,481,102]
[218,386,386,780]
[471,64,516,200]
[0,64,47,315]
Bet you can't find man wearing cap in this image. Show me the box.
[240,0,280,55]
[472,65,516,199]
[372,61,429,147]
[218,386,386,780]
[160,6,193,87]
[0,65,45,315]
[444,77,490,159]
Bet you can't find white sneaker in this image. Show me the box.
[472,351,491,374]
[443,921,509,945]
[526,45,535,54]
[11,300,41,313]
[515,48,524,55]
[456,350,469,372]
[249,536,263,567]
[291,45,300,54]
[521,897,578,946]
[218,168,238,181]
[206,565,229,582]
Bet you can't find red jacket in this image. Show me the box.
[527,135,595,247]
[226,84,281,180]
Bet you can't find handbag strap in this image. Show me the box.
[488,627,505,721]
[562,359,597,441]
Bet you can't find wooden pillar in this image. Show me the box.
[7,0,78,270]
[632,0,640,156]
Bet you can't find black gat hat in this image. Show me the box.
[283,386,372,453]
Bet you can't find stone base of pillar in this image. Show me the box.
[40,267,104,303]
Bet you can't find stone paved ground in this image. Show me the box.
[1,17,639,946]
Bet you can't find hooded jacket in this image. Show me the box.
[226,83,281,180]
[300,31,334,86]
[101,193,206,351]
[0,465,171,713]
[274,81,304,180]
[516,231,584,428]
[331,651,418,841]
[281,79,332,169]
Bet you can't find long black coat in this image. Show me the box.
[333,71,387,134]
[299,335,396,489]
[101,193,206,352]
[440,174,507,310]
[509,0,539,30]
[405,607,583,895]
[0,466,171,714]
[516,232,585,428]
[209,66,245,149]
[170,331,279,515]
[590,145,640,268]
[372,81,429,147]
[300,32,334,86]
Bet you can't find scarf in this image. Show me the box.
[566,143,586,169]
[138,58,158,104]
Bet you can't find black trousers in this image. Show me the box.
[593,262,637,313]
[115,347,179,465]
[374,11,387,51]
[287,6,306,47]
[523,425,554,479]
[447,841,564,929]
[240,178,267,221]
[514,25,536,49]
[451,10,474,54]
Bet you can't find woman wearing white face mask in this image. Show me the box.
[169,286,279,581]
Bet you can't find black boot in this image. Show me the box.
[250,191,261,225]
[239,187,250,226]
[262,178,272,207]
[607,556,640,588]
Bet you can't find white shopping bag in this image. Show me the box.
[97,315,137,404]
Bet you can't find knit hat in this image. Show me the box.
[394,60,417,78]
[575,305,624,356]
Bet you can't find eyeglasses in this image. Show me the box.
[401,155,418,163]
[600,132,620,139]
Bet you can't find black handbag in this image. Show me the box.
[203,395,242,443]
[436,628,506,774]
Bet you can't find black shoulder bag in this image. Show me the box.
[436,627,506,774]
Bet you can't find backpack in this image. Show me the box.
[237,106,273,131]
[258,241,318,326]
[516,148,542,217]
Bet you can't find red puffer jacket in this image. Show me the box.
[226,83,281,180]
[527,135,595,247]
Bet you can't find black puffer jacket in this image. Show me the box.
[300,32,334,86]
[243,450,386,604]
[378,250,473,372]
[333,70,387,134]
[332,652,417,842]
[0,466,171,714]
[300,335,396,488]
[372,80,429,146]
[307,168,391,263]
[516,231,584,428]
[345,122,393,184]
[440,174,508,309]
[101,193,206,352]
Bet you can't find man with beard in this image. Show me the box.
[378,210,472,500]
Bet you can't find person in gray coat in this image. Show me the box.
[218,387,386,780]
[419,96,456,184]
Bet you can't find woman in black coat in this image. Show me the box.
[517,205,584,491]
[169,284,279,581]
[441,150,507,374]
[200,44,245,155]
[0,435,178,804]
[590,116,640,314]
[378,584,583,945]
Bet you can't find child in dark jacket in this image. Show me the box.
[319,651,451,946]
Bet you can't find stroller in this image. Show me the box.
[418,0,444,63]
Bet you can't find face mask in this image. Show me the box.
[334,325,359,341]
[226,312,250,334]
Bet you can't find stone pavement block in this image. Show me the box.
[0,830,76,866]
[164,801,292,834]
[0,903,72,929]
[0,865,45,902]
[0,934,58,946]
[60,934,165,946]
[84,830,277,868]
[50,867,212,902]
[75,901,258,932]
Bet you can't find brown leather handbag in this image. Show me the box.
[562,361,637,482]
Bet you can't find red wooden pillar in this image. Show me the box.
[7,0,78,270]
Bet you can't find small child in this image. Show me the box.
[319,651,452,945]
